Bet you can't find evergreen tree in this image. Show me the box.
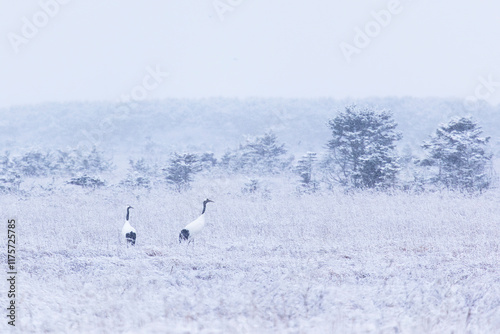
[55,150,77,175]
[67,175,106,189]
[239,131,288,174]
[421,117,492,192]
[79,147,113,174]
[295,152,319,193]
[120,158,152,189]
[219,150,239,173]
[199,152,217,171]
[325,105,401,189]
[14,151,54,177]
[163,153,201,192]
[0,152,21,193]
[53,147,113,176]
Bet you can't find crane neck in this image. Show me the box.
[202,202,207,214]
[126,207,131,221]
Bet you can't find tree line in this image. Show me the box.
[0,105,494,194]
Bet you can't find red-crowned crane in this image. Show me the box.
[122,205,136,246]
[179,199,214,244]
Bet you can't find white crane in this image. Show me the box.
[122,205,136,246]
[179,199,214,244]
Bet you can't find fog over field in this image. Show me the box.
[1,97,500,159]
[2,0,500,333]
[1,98,499,333]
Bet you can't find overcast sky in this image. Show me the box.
[1,0,500,109]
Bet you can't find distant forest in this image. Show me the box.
[0,98,497,195]
[1,97,499,157]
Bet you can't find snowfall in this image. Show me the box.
[2,178,499,333]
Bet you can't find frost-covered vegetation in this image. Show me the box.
[0,106,496,194]
[3,181,500,333]
[325,106,402,189]
[421,117,493,192]
[1,98,499,332]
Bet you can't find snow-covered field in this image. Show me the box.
[3,180,500,333]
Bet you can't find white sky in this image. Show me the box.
[1,0,500,108]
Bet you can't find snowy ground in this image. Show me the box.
[2,180,500,333]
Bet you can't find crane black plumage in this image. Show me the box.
[179,199,214,244]
[122,205,136,246]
